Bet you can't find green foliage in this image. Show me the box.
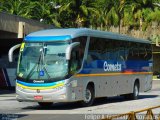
[0,0,35,18]
[0,0,159,30]
[150,7,160,23]
[150,34,160,44]
[31,0,60,26]
[59,0,99,27]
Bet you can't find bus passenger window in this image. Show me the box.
[70,49,80,74]
[72,36,87,69]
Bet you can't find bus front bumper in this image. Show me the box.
[16,86,73,102]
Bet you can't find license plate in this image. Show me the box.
[34,96,43,100]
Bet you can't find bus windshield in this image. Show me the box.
[17,42,69,80]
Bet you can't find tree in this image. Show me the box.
[149,7,160,24]
[125,0,155,31]
[0,0,159,31]
[59,0,99,28]
[0,0,35,19]
[94,0,126,32]
[31,0,61,27]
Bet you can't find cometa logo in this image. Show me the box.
[104,61,122,72]
[33,80,44,83]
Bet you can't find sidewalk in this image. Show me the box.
[153,76,160,80]
[153,79,160,80]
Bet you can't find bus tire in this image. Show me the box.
[38,102,53,107]
[130,82,139,100]
[81,85,95,107]
[124,82,139,100]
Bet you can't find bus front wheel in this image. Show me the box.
[81,85,95,107]
[38,102,53,107]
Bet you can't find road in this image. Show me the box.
[0,81,160,120]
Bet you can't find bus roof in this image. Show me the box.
[24,28,150,43]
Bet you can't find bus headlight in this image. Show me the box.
[17,85,23,91]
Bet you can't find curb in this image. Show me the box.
[153,79,160,80]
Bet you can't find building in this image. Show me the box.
[0,12,54,88]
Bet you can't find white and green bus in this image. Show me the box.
[9,28,152,107]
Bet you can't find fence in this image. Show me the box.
[101,106,160,120]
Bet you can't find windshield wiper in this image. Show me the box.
[26,52,41,80]
[26,45,51,80]
[37,46,51,79]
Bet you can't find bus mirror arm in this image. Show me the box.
[66,42,80,60]
[8,44,21,62]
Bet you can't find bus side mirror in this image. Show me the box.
[8,44,21,62]
[66,42,80,60]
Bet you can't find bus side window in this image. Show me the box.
[144,44,152,60]
[70,47,80,74]
[72,36,87,68]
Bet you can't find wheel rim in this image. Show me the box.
[134,85,139,97]
[84,89,92,103]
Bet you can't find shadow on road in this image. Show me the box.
[21,95,158,110]
[22,102,83,110]
[93,95,158,106]
[138,95,158,99]
[0,89,15,95]
[0,114,27,120]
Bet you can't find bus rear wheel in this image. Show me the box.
[130,82,139,100]
[124,82,139,100]
[81,85,95,107]
[38,102,53,107]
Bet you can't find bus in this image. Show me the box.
[0,38,21,88]
[9,28,152,107]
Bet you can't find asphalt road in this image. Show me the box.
[0,80,160,120]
